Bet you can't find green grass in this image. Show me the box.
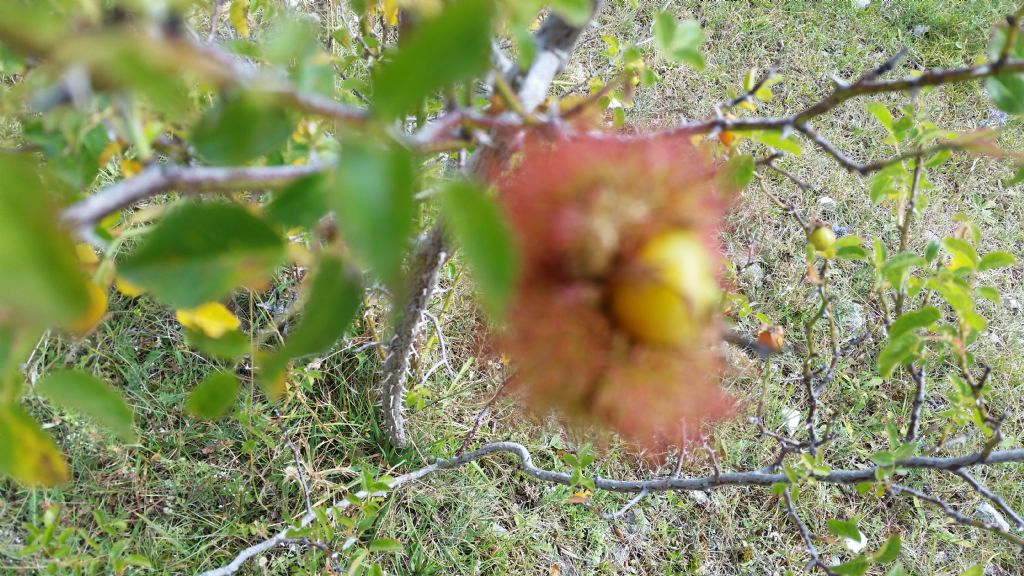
[4,0,1024,574]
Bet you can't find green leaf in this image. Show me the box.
[0,403,68,486]
[943,238,979,272]
[754,131,802,155]
[826,519,861,541]
[281,255,363,358]
[654,13,705,70]
[888,307,940,340]
[881,252,926,290]
[832,557,869,576]
[0,156,89,326]
[978,250,1017,271]
[865,102,893,131]
[264,175,329,230]
[716,154,755,194]
[976,285,1001,304]
[329,141,415,286]
[769,482,788,496]
[549,0,591,26]
[872,534,901,563]
[368,538,404,553]
[119,203,285,309]
[987,74,1024,115]
[36,370,136,443]
[441,181,521,319]
[184,328,250,360]
[191,94,294,165]
[372,0,495,118]
[185,371,240,420]
[878,332,919,378]
[835,235,867,260]
[885,563,908,576]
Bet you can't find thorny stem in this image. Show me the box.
[895,156,924,315]
[784,488,838,575]
[891,483,1024,548]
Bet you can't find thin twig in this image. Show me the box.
[952,469,1024,530]
[783,488,836,575]
[600,488,650,520]
[891,483,1024,548]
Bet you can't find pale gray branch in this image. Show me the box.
[61,162,328,242]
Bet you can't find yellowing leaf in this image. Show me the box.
[384,0,400,26]
[98,140,122,168]
[0,404,69,486]
[230,0,250,38]
[65,282,108,335]
[75,243,100,266]
[176,303,240,339]
[567,489,593,504]
[120,159,143,178]
[114,277,146,298]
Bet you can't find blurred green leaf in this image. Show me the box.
[368,538,404,553]
[281,255,363,358]
[868,532,901,561]
[889,307,940,340]
[716,154,755,194]
[943,238,978,272]
[550,0,592,26]
[958,566,984,576]
[753,131,802,155]
[441,181,520,319]
[36,370,136,443]
[835,235,867,260]
[264,174,329,230]
[654,13,704,70]
[186,371,240,420]
[878,333,919,378]
[832,557,869,576]
[0,403,69,486]
[865,102,893,131]
[372,0,495,118]
[0,156,89,326]
[120,202,285,308]
[184,327,250,360]
[978,250,1017,271]
[826,518,861,541]
[191,94,294,165]
[329,141,415,286]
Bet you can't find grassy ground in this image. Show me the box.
[3,0,1024,574]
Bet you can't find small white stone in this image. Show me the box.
[843,531,867,553]
[817,196,837,211]
[853,0,870,9]
[688,490,709,505]
[976,502,1011,532]
[781,407,802,436]
[1007,298,1021,311]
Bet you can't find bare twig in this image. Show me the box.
[952,469,1024,531]
[600,487,650,521]
[273,409,314,517]
[905,365,928,443]
[891,483,1024,548]
[61,163,328,242]
[202,441,1024,574]
[783,488,836,575]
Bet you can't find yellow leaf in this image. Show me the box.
[0,404,69,486]
[176,303,240,339]
[230,0,250,37]
[75,243,100,266]
[66,282,108,335]
[384,0,400,26]
[98,140,122,168]
[114,277,146,298]
[567,488,593,504]
[120,159,143,178]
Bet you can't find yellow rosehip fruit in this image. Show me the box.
[809,225,836,252]
[66,282,108,334]
[610,230,720,347]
